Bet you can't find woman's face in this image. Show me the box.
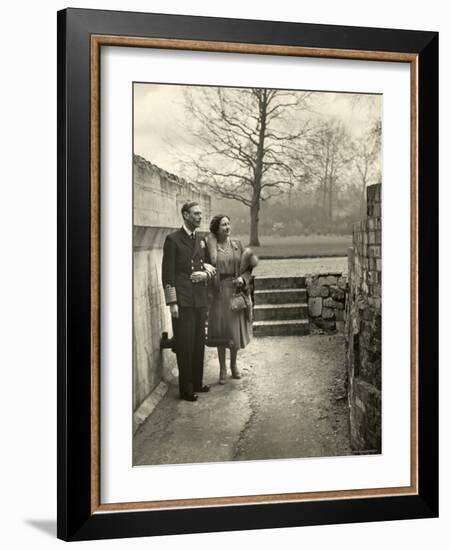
[217,216,231,239]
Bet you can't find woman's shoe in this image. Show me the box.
[219,366,227,385]
[231,367,241,379]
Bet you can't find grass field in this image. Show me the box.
[234,234,352,259]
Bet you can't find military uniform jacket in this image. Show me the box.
[162,228,211,308]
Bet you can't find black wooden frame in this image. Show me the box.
[57,8,438,541]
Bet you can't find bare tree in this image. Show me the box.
[301,120,352,226]
[351,122,382,215]
[182,87,311,246]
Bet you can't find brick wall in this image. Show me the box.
[345,184,382,453]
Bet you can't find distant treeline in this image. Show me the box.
[211,188,363,237]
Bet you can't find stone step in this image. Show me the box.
[253,319,310,337]
[254,276,306,290]
[253,303,309,321]
[254,288,307,305]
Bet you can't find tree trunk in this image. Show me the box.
[322,181,327,220]
[328,178,333,223]
[248,90,267,247]
[249,202,260,246]
[359,184,366,217]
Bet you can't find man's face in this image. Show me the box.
[184,205,202,230]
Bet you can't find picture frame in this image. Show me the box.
[57,7,438,541]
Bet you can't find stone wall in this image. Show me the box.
[345,184,382,453]
[133,155,211,413]
[134,154,211,228]
[306,273,348,331]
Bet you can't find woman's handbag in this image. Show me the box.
[230,291,248,312]
[229,242,249,312]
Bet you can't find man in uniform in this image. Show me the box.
[161,201,216,401]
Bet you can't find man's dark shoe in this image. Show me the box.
[194,385,210,393]
[180,394,198,402]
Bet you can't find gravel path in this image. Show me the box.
[133,333,351,466]
[235,335,351,461]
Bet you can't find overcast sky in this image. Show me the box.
[133,83,381,174]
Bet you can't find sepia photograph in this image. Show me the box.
[132,82,382,467]
[53,5,439,542]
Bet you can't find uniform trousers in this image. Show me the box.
[172,306,207,397]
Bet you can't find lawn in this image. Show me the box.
[234,234,352,259]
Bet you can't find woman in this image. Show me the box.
[206,214,258,384]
